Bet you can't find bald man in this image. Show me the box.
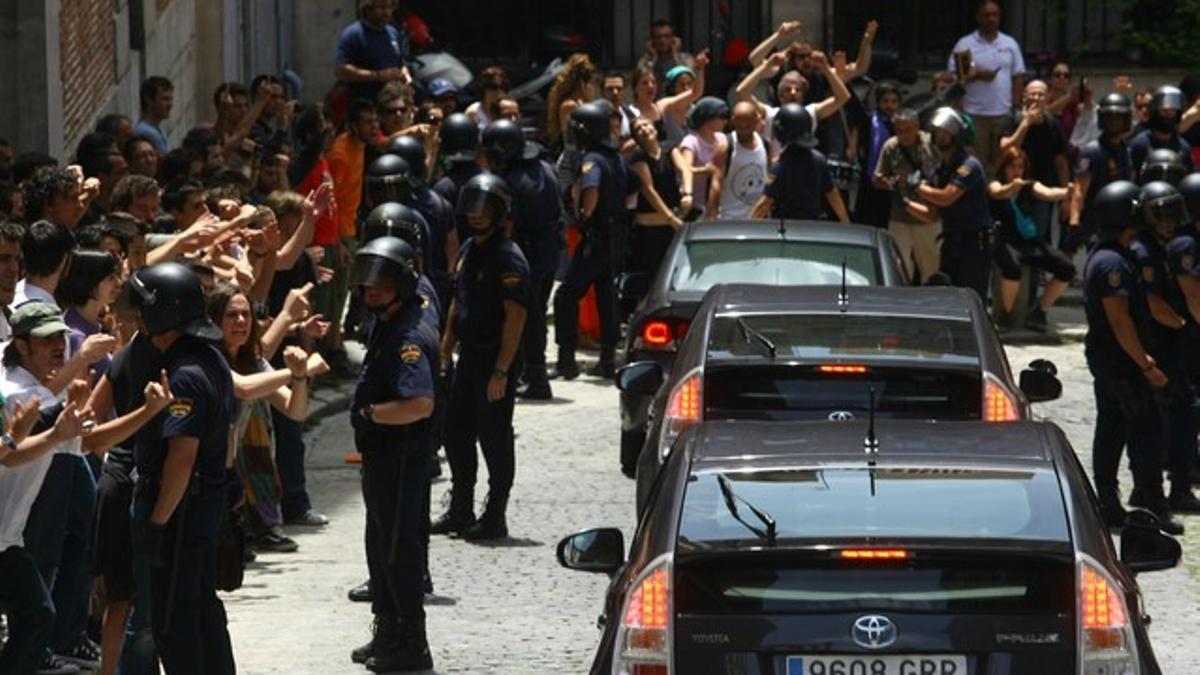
[716,101,769,220]
[999,78,1071,229]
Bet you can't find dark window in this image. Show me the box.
[707,315,980,363]
[670,241,879,291]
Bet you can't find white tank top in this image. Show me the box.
[719,131,768,220]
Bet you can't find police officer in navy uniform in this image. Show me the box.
[481,119,563,399]
[1129,86,1195,181]
[1082,181,1184,534]
[553,100,632,380]
[1068,93,1134,254]
[364,154,434,266]
[347,236,439,673]
[129,262,236,675]
[433,173,529,539]
[1135,181,1200,514]
[749,103,849,222]
[387,134,457,314]
[916,107,994,302]
[433,112,483,248]
[1168,171,1200,492]
[1139,148,1187,186]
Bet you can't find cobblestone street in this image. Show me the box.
[224,328,1200,674]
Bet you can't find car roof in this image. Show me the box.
[686,419,1055,469]
[706,284,979,321]
[681,220,883,246]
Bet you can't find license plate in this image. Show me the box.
[786,655,967,675]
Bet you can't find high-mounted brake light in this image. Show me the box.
[636,318,689,352]
[1078,554,1140,674]
[614,555,673,675]
[659,372,702,458]
[983,376,1020,422]
[840,548,910,560]
[819,364,868,374]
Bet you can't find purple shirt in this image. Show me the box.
[867,112,894,177]
[65,307,111,382]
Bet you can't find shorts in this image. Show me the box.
[91,462,135,602]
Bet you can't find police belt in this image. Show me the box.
[938,226,993,248]
[353,418,428,449]
[135,470,228,500]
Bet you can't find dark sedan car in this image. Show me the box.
[558,419,1181,675]
[618,220,908,471]
[620,284,1063,510]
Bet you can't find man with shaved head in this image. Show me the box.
[716,101,769,220]
[999,78,1070,234]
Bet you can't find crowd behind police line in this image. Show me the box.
[2,0,1200,673]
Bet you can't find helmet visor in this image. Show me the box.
[1158,91,1186,112]
[456,186,496,218]
[351,255,402,288]
[1098,109,1132,135]
[1145,196,1189,230]
[1143,164,1185,186]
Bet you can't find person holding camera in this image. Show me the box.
[873,108,941,282]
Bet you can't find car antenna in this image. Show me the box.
[778,218,786,237]
[864,386,879,497]
[838,258,850,312]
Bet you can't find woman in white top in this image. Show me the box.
[464,66,509,129]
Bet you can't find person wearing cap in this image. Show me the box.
[427,78,459,117]
[335,0,411,105]
[674,97,730,220]
[127,262,237,675]
[751,103,848,222]
[736,48,850,160]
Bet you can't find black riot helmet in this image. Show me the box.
[1177,173,1200,227]
[386,135,427,181]
[361,202,425,254]
[352,236,419,308]
[365,153,413,206]
[439,112,480,163]
[130,262,223,341]
[1140,180,1189,236]
[1149,85,1185,135]
[570,100,617,150]
[928,107,969,149]
[1140,148,1186,186]
[1092,180,1143,242]
[481,119,536,172]
[456,173,511,231]
[1097,93,1133,137]
[773,102,817,149]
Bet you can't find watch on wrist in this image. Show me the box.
[0,431,14,451]
[359,404,375,421]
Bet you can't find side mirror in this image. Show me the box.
[618,272,652,304]
[1020,360,1062,402]
[1120,508,1183,573]
[616,361,665,396]
[556,527,625,575]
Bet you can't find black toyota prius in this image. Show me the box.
[558,420,1181,675]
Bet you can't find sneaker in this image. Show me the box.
[37,653,80,675]
[253,528,299,553]
[284,510,329,527]
[1025,306,1048,333]
[54,638,99,670]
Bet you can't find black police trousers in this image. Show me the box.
[1092,376,1166,505]
[522,274,554,379]
[445,347,518,500]
[554,239,618,358]
[940,230,993,303]
[359,432,430,621]
[140,487,234,675]
[1153,331,1199,491]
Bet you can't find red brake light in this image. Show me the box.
[819,364,868,374]
[615,556,673,674]
[984,378,1020,422]
[624,567,670,631]
[666,375,702,422]
[1081,566,1128,630]
[642,320,672,347]
[840,548,910,560]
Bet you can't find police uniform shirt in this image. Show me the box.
[1128,130,1194,177]
[1075,139,1132,225]
[932,150,990,232]
[139,336,235,482]
[353,298,437,428]
[1132,231,1186,342]
[1166,230,1200,304]
[577,147,633,238]
[763,145,834,220]
[417,274,442,330]
[452,234,530,350]
[504,158,563,278]
[434,163,483,245]
[413,185,455,279]
[1083,243,1150,378]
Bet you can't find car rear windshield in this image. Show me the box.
[678,468,1069,547]
[670,240,878,291]
[708,314,980,365]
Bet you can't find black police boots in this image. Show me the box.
[429,490,475,535]
[1128,489,1186,535]
[364,617,433,673]
[351,615,397,664]
[462,494,508,541]
[1097,493,1128,529]
[347,579,372,603]
[588,359,616,379]
[518,367,553,400]
[555,351,581,380]
[1168,486,1200,514]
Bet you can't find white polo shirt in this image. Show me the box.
[0,366,63,550]
[948,30,1026,117]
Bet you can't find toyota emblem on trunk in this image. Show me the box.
[828,411,855,421]
[852,615,897,649]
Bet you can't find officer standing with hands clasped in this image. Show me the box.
[434,174,529,540]
[348,236,439,673]
[917,107,995,301]
[129,262,237,675]
[1081,181,1184,535]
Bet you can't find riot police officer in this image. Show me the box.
[1139,148,1186,186]
[347,236,439,672]
[388,134,457,315]
[1082,181,1183,534]
[482,118,563,399]
[1068,93,1134,254]
[1135,181,1200,513]
[1168,171,1200,495]
[364,154,434,266]
[916,107,994,302]
[749,103,849,222]
[1129,85,1194,180]
[433,112,483,249]
[129,262,236,675]
[433,173,529,540]
[553,100,631,379]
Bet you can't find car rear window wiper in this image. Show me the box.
[717,473,777,547]
[736,317,776,359]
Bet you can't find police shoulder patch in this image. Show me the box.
[399,344,422,364]
[1183,254,1194,271]
[168,399,193,418]
[1142,266,1155,283]
[956,164,972,177]
[1109,270,1123,288]
[581,161,595,174]
[501,271,523,289]
[1077,157,1090,172]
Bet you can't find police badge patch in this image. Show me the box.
[399,344,422,364]
[1183,254,1194,271]
[168,399,193,418]
[1142,266,1155,283]
[501,272,522,288]
[1109,270,1122,288]
[956,164,971,177]
[581,161,595,175]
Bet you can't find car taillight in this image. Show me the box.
[1078,554,1140,675]
[983,375,1020,422]
[614,555,672,675]
[636,318,689,352]
[840,548,910,560]
[818,364,869,374]
[659,371,702,457]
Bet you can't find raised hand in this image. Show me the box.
[143,369,174,413]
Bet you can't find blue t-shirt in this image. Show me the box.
[335,20,407,102]
[134,119,169,154]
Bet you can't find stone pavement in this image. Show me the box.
[223,322,1200,674]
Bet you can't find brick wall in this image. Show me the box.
[59,0,116,153]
